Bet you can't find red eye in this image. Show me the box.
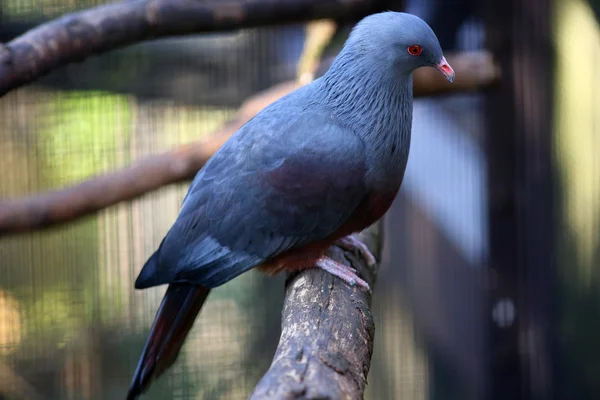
[407,45,423,56]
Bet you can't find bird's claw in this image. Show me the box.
[315,256,371,293]
[336,235,377,268]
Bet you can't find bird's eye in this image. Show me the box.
[407,45,423,56]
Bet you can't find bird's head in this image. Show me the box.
[348,12,455,83]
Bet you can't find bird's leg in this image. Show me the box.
[315,256,371,292]
[335,235,377,268]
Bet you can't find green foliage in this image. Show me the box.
[36,91,132,187]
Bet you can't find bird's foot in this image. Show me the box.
[315,256,371,292]
[335,235,377,268]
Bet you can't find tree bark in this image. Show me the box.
[0,0,382,97]
[251,223,382,400]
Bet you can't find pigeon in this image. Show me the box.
[127,11,454,399]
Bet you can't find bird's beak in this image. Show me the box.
[435,56,455,83]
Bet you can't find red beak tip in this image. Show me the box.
[436,56,455,83]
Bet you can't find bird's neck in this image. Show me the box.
[318,49,414,188]
[318,50,413,142]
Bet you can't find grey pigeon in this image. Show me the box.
[127,11,454,399]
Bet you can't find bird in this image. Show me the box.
[127,11,454,399]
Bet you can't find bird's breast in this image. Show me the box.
[332,185,401,238]
[257,188,399,276]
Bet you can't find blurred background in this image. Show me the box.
[0,0,597,399]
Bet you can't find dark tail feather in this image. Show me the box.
[127,284,210,400]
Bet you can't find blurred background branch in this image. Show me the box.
[296,20,337,84]
[0,0,387,97]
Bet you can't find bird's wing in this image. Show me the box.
[136,108,367,289]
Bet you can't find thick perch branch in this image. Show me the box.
[251,224,382,399]
[0,51,499,235]
[0,0,380,97]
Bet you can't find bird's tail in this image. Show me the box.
[127,283,211,400]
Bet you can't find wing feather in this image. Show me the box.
[136,106,367,289]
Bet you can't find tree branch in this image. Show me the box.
[0,51,499,236]
[413,50,501,97]
[0,0,381,97]
[251,223,382,400]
